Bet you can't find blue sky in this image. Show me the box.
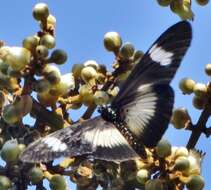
[0,0,210,189]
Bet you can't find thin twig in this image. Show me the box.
[31,98,64,129]
[186,103,211,149]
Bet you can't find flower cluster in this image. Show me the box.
[156,0,209,20]
[63,140,204,190]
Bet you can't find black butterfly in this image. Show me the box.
[20,21,192,163]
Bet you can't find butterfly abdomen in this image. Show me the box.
[100,106,147,158]
[116,121,147,158]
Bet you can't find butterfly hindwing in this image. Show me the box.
[120,83,174,147]
[112,21,192,147]
[20,117,139,163]
[81,117,139,161]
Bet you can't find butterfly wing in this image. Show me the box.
[20,21,192,163]
[20,123,77,163]
[80,117,139,161]
[112,21,192,147]
[20,116,139,163]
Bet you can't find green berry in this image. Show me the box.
[205,63,211,76]
[84,60,99,70]
[178,1,194,20]
[49,49,67,65]
[170,0,193,20]
[33,3,49,21]
[7,66,21,78]
[186,175,204,190]
[136,169,149,184]
[133,50,144,62]
[119,42,135,59]
[174,156,190,171]
[157,0,172,7]
[18,144,26,153]
[0,176,11,190]
[175,147,189,158]
[36,45,49,58]
[40,14,57,30]
[196,0,209,6]
[47,14,56,26]
[1,140,20,162]
[49,175,67,190]
[0,59,9,75]
[171,107,191,129]
[43,65,61,85]
[155,139,171,158]
[145,179,164,190]
[96,73,106,84]
[93,91,110,105]
[72,63,84,79]
[179,78,196,94]
[2,104,21,125]
[186,151,202,176]
[192,96,206,110]
[104,32,122,52]
[37,91,58,107]
[45,69,61,85]
[35,79,51,93]
[28,167,43,184]
[170,0,183,13]
[5,47,31,71]
[81,66,97,83]
[40,34,56,49]
[193,83,207,98]
[50,73,75,96]
[22,36,39,51]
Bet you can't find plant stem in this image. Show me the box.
[186,103,211,149]
[31,98,64,129]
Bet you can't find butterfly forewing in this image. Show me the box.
[112,21,192,147]
[112,21,192,104]
[20,124,77,163]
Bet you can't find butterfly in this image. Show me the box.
[20,21,192,163]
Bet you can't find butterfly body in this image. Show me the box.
[99,105,147,158]
[20,21,192,163]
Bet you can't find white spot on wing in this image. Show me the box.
[42,137,67,152]
[149,44,173,66]
[125,91,157,137]
[83,126,128,148]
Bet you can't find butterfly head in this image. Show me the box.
[98,105,119,123]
